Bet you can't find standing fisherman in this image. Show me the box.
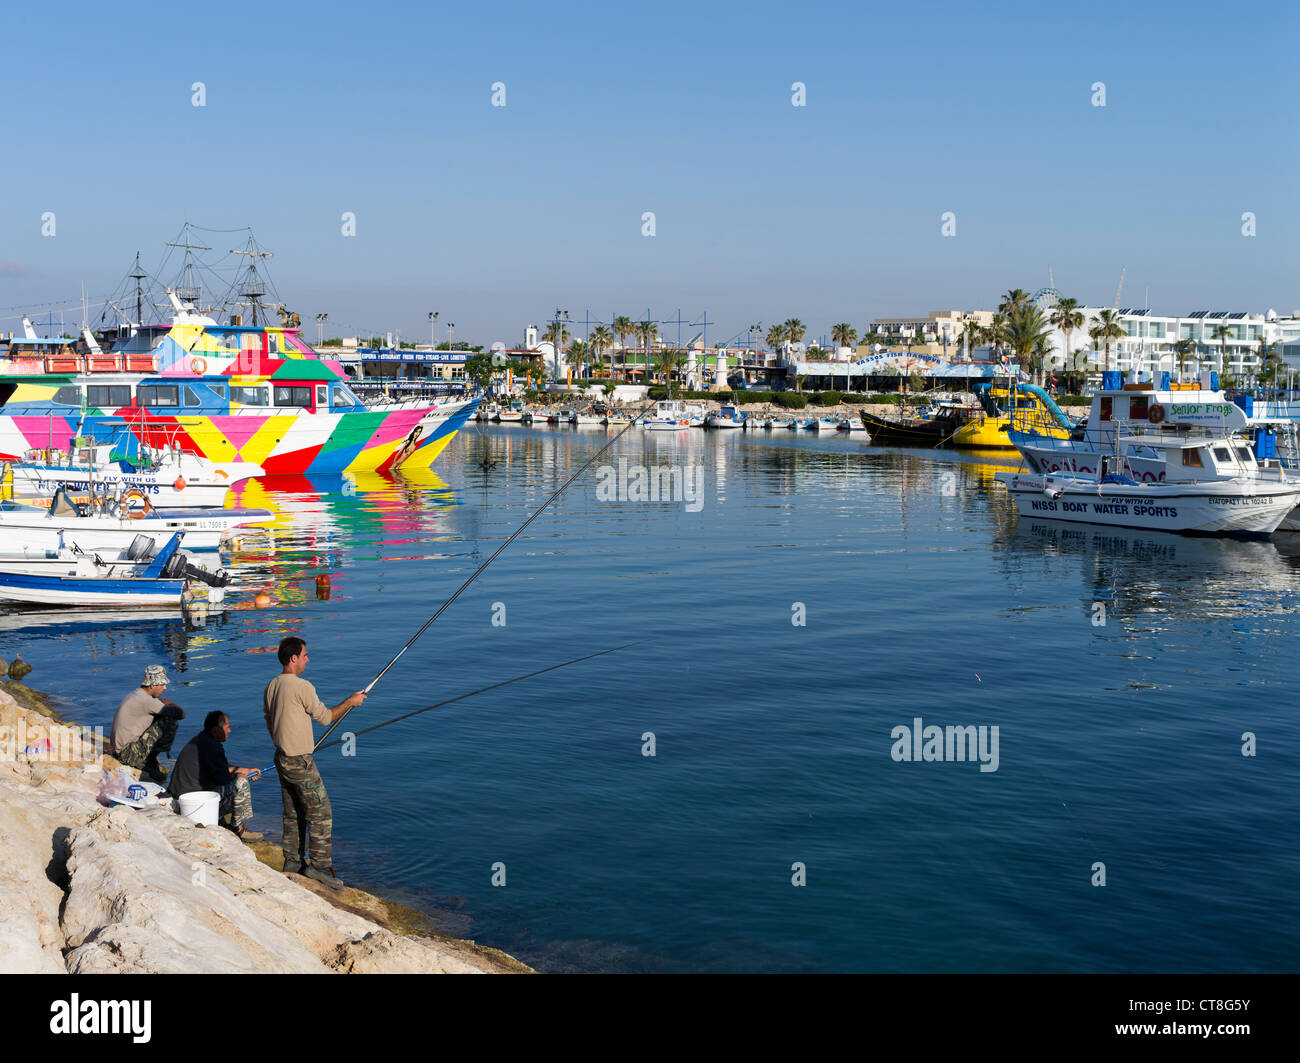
[263,636,365,889]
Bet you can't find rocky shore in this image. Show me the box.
[0,683,530,975]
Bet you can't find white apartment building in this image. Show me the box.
[1042,307,1300,379]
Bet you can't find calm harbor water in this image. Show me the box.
[9,423,1300,972]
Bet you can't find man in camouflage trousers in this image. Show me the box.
[263,635,365,890]
[111,665,185,782]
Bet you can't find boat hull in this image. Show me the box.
[0,504,272,552]
[0,397,478,476]
[997,472,1300,537]
[862,411,958,446]
[0,570,185,606]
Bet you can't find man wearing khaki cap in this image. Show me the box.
[111,665,186,783]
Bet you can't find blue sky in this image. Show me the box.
[2,0,1296,347]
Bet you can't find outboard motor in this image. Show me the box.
[162,550,230,587]
[125,534,156,561]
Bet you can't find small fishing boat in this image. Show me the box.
[493,400,528,424]
[836,417,867,432]
[812,417,842,432]
[569,408,604,426]
[644,401,693,431]
[771,417,797,430]
[0,487,273,552]
[602,411,632,426]
[705,404,744,429]
[0,531,229,607]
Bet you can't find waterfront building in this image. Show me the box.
[1037,307,1300,380]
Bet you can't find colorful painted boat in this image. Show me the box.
[0,302,478,476]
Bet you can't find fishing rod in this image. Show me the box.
[313,396,658,752]
[248,640,642,776]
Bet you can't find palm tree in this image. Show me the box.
[613,316,634,378]
[1212,324,1232,377]
[589,325,613,379]
[1049,297,1084,380]
[999,289,1031,316]
[1007,305,1051,383]
[831,323,857,349]
[568,339,588,379]
[783,318,806,345]
[766,323,789,354]
[1095,308,1127,373]
[656,348,685,396]
[987,313,1010,362]
[959,320,984,359]
[635,320,658,380]
[1173,338,1196,380]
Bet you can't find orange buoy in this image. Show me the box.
[173,476,187,491]
[253,591,273,608]
[315,573,332,600]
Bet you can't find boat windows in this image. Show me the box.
[273,385,312,408]
[332,384,361,408]
[268,334,280,354]
[1235,447,1254,463]
[1129,396,1149,418]
[285,333,316,355]
[1183,449,1204,467]
[231,386,269,406]
[53,385,84,406]
[1099,397,1113,420]
[183,386,202,407]
[87,385,132,408]
[316,385,328,408]
[1213,447,1232,463]
[137,384,180,407]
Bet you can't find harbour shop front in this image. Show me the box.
[784,353,1026,392]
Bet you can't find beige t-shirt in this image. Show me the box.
[112,687,164,751]
[263,673,332,756]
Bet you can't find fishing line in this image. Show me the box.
[249,640,643,775]
[313,396,658,751]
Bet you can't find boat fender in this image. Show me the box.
[173,476,187,491]
[1148,404,1166,424]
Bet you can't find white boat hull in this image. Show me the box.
[997,472,1300,537]
[8,458,263,508]
[0,503,272,552]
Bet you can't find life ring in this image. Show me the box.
[1148,404,1166,424]
[122,489,152,518]
[190,355,207,375]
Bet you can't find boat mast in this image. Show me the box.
[165,223,212,315]
[129,253,148,328]
[231,233,273,328]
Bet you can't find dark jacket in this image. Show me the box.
[167,731,233,797]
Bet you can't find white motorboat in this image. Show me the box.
[997,437,1300,537]
[0,489,273,552]
[705,404,744,429]
[493,400,528,423]
[0,531,228,607]
[570,408,604,426]
[644,400,693,431]
[6,444,262,508]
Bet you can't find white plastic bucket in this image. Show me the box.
[177,790,220,826]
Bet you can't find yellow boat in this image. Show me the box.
[951,387,1073,449]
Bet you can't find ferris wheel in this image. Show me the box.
[1031,287,1061,309]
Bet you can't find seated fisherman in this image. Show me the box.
[168,711,262,840]
[111,665,185,782]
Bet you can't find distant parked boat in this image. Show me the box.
[705,404,744,429]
